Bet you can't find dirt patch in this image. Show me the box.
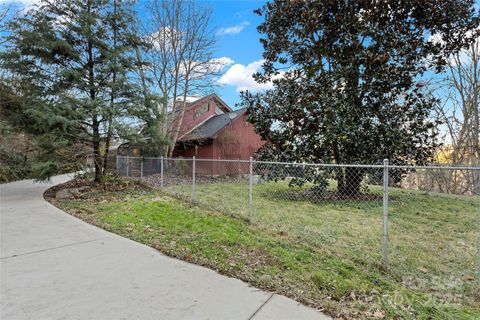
[44,177,150,202]
[232,247,277,270]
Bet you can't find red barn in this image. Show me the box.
[172,94,265,174]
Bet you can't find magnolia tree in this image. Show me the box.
[240,0,479,196]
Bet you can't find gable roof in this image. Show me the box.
[178,108,247,143]
[169,93,232,119]
[192,93,232,112]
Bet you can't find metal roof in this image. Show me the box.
[178,108,247,142]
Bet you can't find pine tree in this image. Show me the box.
[1,0,149,183]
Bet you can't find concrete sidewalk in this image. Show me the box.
[0,175,330,320]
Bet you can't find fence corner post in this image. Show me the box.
[192,156,196,201]
[248,157,253,224]
[160,156,164,189]
[140,156,144,178]
[382,158,389,269]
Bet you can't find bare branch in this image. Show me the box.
[141,0,220,157]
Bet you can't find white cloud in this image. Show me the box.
[216,21,250,36]
[207,57,234,72]
[147,27,182,51]
[218,59,283,92]
[181,56,234,77]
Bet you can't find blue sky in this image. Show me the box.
[0,0,268,108]
[204,0,478,108]
[203,0,267,108]
[2,0,478,113]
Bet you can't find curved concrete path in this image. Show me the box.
[0,175,330,320]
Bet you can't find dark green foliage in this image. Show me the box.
[0,120,30,182]
[118,95,171,157]
[241,0,479,195]
[0,0,156,182]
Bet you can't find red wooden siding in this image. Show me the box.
[212,112,265,160]
[208,112,266,175]
[172,142,215,175]
[172,113,265,175]
[171,95,231,138]
[171,94,266,175]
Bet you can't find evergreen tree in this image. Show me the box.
[1,0,150,183]
[241,0,479,195]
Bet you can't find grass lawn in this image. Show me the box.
[52,179,479,319]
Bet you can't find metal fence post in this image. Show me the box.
[248,157,253,224]
[126,155,129,177]
[140,156,144,178]
[160,156,164,189]
[237,158,240,178]
[192,156,196,201]
[477,241,480,289]
[382,158,389,268]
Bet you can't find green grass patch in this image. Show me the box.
[53,180,480,319]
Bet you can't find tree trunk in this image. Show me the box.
[168,74,190,158]
[102,125,112,176]
[92,120,103,184]
[102,0,118,189]
[166,74,180,157]
[337,167,363,196]
[86,0,102,184]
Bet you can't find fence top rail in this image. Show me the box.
[195,158,250,163]
[116,155,480,171]
[252,159,384,168]
[387,164,480,171]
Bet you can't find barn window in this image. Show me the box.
[194,103,209,118]
[215,105,224,115]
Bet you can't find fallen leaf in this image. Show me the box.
[418,267,428,273]
[462,275,475,281]
[373,309,385,318]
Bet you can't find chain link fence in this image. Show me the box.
[116,155,480,307]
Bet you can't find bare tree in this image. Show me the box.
[145,0,219,156]
[447,38,479,166]
[170,2,218,157]
[125,1,169,157]
[432,35,479,194]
